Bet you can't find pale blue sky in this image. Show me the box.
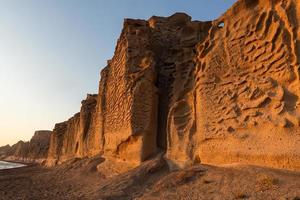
[0,0,236,146]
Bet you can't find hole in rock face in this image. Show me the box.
[217,22,224,28]
[227,127,235,133]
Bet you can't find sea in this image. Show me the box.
[0,161,25,170]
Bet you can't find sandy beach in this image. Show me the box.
[0,157,104,200]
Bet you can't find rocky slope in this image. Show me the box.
[1,155,299,200]
[43,0,300,171]
[1,130,51,163]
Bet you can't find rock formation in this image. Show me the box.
[27,130,52,162]
[44,0,300,171]
[0,145,13,159]
[0,130,51,163]
[189,0,300,170]
[46,94,100,166]
[99,18,158,164]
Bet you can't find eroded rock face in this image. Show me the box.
[99,18,158,164]
[0,145,12,159]
[98,13,212,166]
[45,13,211,167]
[165,0,300,170]
[46,94,99,166]
[44,0,300,171]
[27,131,52,162]
[0,130,51,163]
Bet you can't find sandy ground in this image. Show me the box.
[0,156,299,200]
[0,157,106,200]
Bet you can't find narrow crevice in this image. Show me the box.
[155,62,175,151]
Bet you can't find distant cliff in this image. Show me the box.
[0,130,51,163]
[5,0,299,171]
[46,94,99,166]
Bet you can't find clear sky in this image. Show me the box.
[0,0,236,146]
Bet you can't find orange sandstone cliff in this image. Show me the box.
[46,94,99,166]
[183,0,300,170]
[43,0,300,171]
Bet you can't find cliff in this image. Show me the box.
[0,145,13,159]
[46,94,99,166]
[45,0,300,171]
[1,130,51,163]
[187,0,300,170]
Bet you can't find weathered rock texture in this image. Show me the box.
[189,0,300,170]
[27,130,52,161]
[1,130,51,163]
[46,94,100,166]
[44,0,300,171]
[99,19,158,164]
